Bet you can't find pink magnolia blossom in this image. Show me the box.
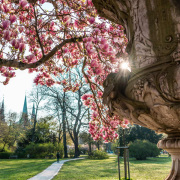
[46,79,55,87]
[43,72,50,78]
[63,48,68,53]
[89,17,95,24]
[3,78,10,85]
[26,54,36,63]
[18,27,24,33]
[10,15,16,23]
[82,94,88,100]
[87,0,93,6]
[20,0,28,8]
[40,0,46,4]
[1,4,10,13]
[90,60,98,67]
[94,66,102,75]
[3,30,11,41]
[97,91,103,98]
[3,20,10,29]
[19,43,25,52]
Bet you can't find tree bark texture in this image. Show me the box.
[62,93,68,158]
[93,0,180,179]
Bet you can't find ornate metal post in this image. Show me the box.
[93,0,180,179]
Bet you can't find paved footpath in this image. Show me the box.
[28,158,84,180]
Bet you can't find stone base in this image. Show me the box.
[158,138,180,180]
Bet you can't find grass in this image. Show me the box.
[0,158,56,180]
[53,155,172,180]
[0,155,172,180]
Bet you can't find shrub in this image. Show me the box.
[25,142,63,158]
[88,150,109,159]
[15,147,26,158]
[0,152,13,159]
[79,147,88,155]
[129,140,160,160]
[69,149,75,158]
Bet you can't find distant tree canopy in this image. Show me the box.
[125,125,163,145]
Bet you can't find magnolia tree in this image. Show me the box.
[0,0,129,142]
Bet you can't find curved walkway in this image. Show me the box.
[28,158,84,180]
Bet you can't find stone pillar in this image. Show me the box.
[93,0,180,179]
[158,137,180,179]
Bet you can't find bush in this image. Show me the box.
[79,147,88,155]
[25,142,63,159]
[69,149,75,158]
[0,152,13,159]
[56,143,64,158]
[129,140,160,160]
[15,147,26,158]
[88,150,109,159]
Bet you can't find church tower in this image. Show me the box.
[19,95,29,127]
[0,97,5,122]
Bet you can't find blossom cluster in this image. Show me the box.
[82,93,129,142]
[0,0,129,141]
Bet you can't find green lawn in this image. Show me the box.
[0,155,172,180]
[53,155,171,180]
[0,159,56,180]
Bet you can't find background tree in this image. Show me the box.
[66,90,89,157]
[125,125,163,145]
[42,85,69,158]
[64,67,89,157]
[0,112,20,152]
[28,85,46,142]
[16,116,56,150]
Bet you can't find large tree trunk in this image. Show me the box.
[62,94,68,158]
[62,110,68,158]
[93,0,180,179]
[74,134,79,158]
[88,134,92,153]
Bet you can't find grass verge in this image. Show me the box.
[0,159,56,180]
[53,155,171,180]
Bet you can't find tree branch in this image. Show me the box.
[0,37,83,70]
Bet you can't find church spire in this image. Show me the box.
[23,95,28,114]
[0,97,5,122]
[20,95,29,127]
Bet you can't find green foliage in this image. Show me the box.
[88,150,109,159]
[16,116,59,158]
[111,142,118,154]
[129,140,160,160]
[25,142,63,158]
[0,121,19,152]
[56,143,64,158]
[0,152,13,159]
[15,147,26,158]
[17,116,57,148]
[79,147,88,155]
[69,149,75,158]
[125,125,162,144]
